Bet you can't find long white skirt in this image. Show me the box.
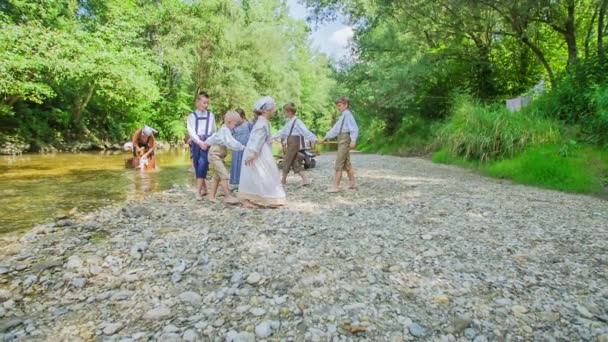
[238,143,287,206]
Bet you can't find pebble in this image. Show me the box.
[512,305,528,315]
[103,322,123,335]
[0,267,9,275]
[183,329,198,341]
[65,255,83,270]
[246,272,262,284]
[451,315,471,334]
[408,323,428,337]
[255,321,272,338]
[0,290,10,302]
[473,335,489,342]
[576,305,594,319]
[171,272,182,284]
[250,307,266,317]
[464,328,477,339]
[179,291,202,305]
[71,278,87,288]
[142,306,171,320]
[0,318,23,333]
[227,331,256,342]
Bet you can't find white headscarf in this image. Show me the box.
[254,96,276,112]
[142,125,157,136]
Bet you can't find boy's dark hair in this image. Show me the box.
[236,108,247,120]
[196,92,210,100]
[283,102,297,114]
[335,96,349,107]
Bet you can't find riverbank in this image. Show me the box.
[1,153,607,341]
[0,134,175,155]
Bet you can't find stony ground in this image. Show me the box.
[1,153,607,342]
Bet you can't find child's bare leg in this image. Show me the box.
[299,171,310,186]
[335,170,342,189]
[209,176,220,202]
[196,178,205,200]
[327,170,342,192]
[281,173,288,185]
[347,167,356,189]
[221,180,239,204]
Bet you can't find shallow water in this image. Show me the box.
[0,149,195,234]
[0,144,335,234]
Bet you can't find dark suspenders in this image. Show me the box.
[192,111,211,139]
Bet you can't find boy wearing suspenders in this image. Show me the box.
[271,103,318,187]
[187,92,217,200]
[321,96,359,193]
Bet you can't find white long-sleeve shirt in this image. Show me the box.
[271,117,318,142]
[325,109,358,142]
[205,125,245,151]
[187,109,216,145]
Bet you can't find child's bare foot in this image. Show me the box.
[349,184,357,190]
[195,193,203,201]
[269,204,287,209]
[243,201,256,209]
[326,187,340,193]
[224,196,239,205]
[207,195,218,203]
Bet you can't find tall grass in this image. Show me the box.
[486,145,602,193]
[436,95,560,161]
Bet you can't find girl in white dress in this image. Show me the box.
[238,96,287,208]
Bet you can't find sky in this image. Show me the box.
[287,0,353,60]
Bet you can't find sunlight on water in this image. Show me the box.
[0,149,194,234]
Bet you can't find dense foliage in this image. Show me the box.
[305,0,608,149]
[0,0,335,150]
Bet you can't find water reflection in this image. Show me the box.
[0,149,194,234]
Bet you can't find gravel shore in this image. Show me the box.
[1,153,607,341]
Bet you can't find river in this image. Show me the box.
[0,149,195,234]
[0,144,334,235]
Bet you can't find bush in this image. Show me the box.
[357,115,437,156]
[486,145,604,193]
[437,95,560,161]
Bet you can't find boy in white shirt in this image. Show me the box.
[321,96,358,192]
[272,103,318,186]
[187,92,217,200]
[202,111,245,204]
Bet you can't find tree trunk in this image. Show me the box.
[564,0,578,65]
[585,8,598,59]
[74,82,95,125]
[521,35,555,85]
[599,0,608,61]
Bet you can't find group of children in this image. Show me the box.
[186,92,359,208]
